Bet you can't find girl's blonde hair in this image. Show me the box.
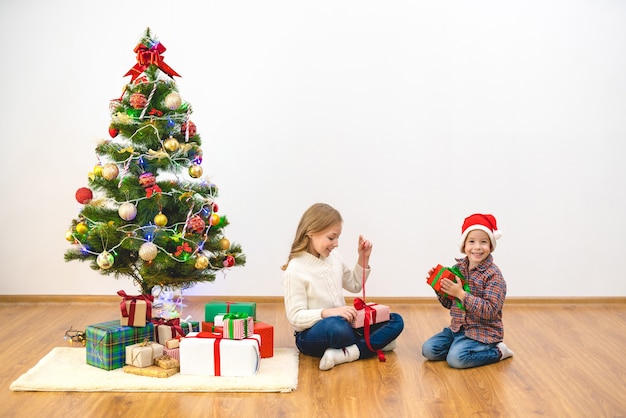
[280,203,343,270]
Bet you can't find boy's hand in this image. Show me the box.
[440,277,465,300]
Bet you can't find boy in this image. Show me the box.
[422,213,514,368]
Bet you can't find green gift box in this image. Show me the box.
[204,301,256,322]
[86,320,154,370]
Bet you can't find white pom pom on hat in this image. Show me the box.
[458,213,502,253]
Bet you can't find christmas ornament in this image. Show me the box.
[163,137,180,152]
[118,202,137,221]
[188,164,203,178]
[130,92,148,109]
[154,212,168,227]
[174,242,192,259]
[195,255,209,270]
[164,92,182,110]
[102,163,119,180]
[97,251,115,269]
[209,213,220,226]
[212,203,219,212]
[181,121,196,137]
[219,238,230,250]
[223,255,235,267]
[75,222,88,234]
[108,125,119,138]
[65,230,74,242]
[75,187,93,204]
[138,172,157,188]
[187,215,205,234]
[93,164,103,177]
[124,38,181,82]
[139,242,158,261]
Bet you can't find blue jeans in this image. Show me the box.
[295,313,404,359]
[422,327,500,369]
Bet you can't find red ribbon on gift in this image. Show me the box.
[124,42,181,82]
[117,290,153,326]
[152,317,184,342]
[354,264,386,362]
[193,332,261,376]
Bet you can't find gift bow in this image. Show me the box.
[353,297,385,362]
[124,42,181,82]
[117,290,153,326]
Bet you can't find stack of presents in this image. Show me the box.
[85,292,274,377]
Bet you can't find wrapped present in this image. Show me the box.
[254,321,274,358]
[179,315,200,335]
[152,317,184,345]
[205,301,256,322]
[123,364,178,378]
[180,332,261,377]
[126,340,164,367]
[222,313,254,340]
[118,290,153,327]
[165,338,182,349]
[164,347,180,360]
[86,320,154,370]
[155,354,179,369]
[201,321,223,334]
[427,264,464,299]
[352,300,390,329]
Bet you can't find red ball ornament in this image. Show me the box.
[75,187,93,204]
[129,92,148,109]
[181,121,196,137]
[223,255,235,267]
[138,172,157,188]
[108,125,119,138]
[212,203,219,213]
[187,215,206,234]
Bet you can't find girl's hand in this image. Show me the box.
[357,235,372,267]
[322,306,358,323]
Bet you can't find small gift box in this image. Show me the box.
[253,321,274,358]
[179,316,200,335]
[152,317,185,345]
[165,338,182,349]
[163,347,180,360]
[123,364,178,378]
[427,264,464,300]
[205,301,256,322]
[155,354,179,369]
[125,340,164,368]
[201,321,223,334]
[222,313,254,340]
[179,332,261,377]
[118,290,153,327]
[86,320,154,371]
[352,299,390,329]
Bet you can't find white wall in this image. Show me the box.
[1,0,625,297]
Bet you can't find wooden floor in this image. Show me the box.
[1,296,625,418]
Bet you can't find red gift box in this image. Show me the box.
[427,264,464,300]
[201,321,223,334]
[253,321,274,358]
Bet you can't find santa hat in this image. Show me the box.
[458,213,502,252]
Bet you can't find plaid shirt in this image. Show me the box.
[438,254,506,344]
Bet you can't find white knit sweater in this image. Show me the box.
[282,251,370,332]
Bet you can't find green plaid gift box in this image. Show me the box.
[86,320,154,370]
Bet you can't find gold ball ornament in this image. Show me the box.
[118,202,137,221]
[102,163,119,180]
[195,255,209,270]
[76,222,88,235]
[209,213,220,226]
[164,92,182,110]
[65,230,74,242]
[93,164,103,177]
[96,251,114,269]
[139,242,158,261]
[163,137,180,152]
[219,238,230,250]
[188,164,203,178]
[154,212,168,227]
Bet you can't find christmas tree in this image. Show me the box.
[65,28,245,296]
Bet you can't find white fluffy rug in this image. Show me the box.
[10,347,299,393]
